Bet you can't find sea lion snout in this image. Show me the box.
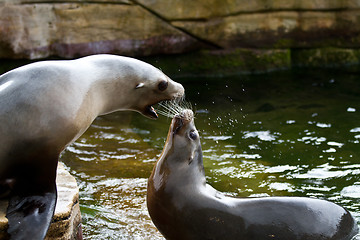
[175,109,193,122]
[173,109,194,134]
[168,79,185,99]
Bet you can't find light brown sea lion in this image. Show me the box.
[147,109,358,240]
[0,54,184,240]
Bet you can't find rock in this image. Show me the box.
[136,0,360,20]
[172,10,360,48]
[144,46,360,76]
[0,2,200,59]
[144,48,291,76]
[1,0,360,68]
[0,163,82,240]
[292,48,360,67]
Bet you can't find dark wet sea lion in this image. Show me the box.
[0,54,184,239]
[147,109,358,240]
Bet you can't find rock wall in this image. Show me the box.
[1,0,360,63]
[0,0,201,59]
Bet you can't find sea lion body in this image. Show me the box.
[0,54,184,239]
[147,110,358,240]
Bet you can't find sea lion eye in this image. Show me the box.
[189,130,198,140]
[158,80,168,91]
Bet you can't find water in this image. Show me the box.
[5,64,359,238]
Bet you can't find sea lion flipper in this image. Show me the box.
[6,190,57,240]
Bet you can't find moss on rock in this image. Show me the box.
[143,47,360,77]
[145,48,291,77]
[292,48,360,67]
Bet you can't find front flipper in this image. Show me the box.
[6,190,57,240]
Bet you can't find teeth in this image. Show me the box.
[146,105,158,119]
[151,106,158,118]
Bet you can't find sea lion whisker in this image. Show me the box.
[157,104,177,118]
[157,97,194,120]
[157,106,179,118]
[156,110,175,118]
[158,100,184,118]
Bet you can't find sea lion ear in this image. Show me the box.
[135,83,144,89]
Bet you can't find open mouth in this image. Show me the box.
[145,105,158,119]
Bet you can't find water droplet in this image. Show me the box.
[286,120,296,124]
[347,107,356,112]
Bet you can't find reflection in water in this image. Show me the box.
[78,177,162,239]
[60,69,360,239]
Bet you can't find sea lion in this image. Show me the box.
[147,109,358,240]
[0,54,184,240]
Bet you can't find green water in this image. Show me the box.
[59,68,360,239]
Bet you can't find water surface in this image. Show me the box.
[59,68,360,239]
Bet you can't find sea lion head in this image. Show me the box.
[87,55,185,119]
[129,63,184,119]
[161,109,204,170]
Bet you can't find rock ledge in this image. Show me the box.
[0,163,82,240]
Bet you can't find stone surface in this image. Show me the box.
[1,0,360,69]
[292,48,360,67]
[172,10,360,48]
[136,0,360,20]
[144,47,360,77]
[0,163,82,240]
[0,2,200,59]
[145,48,291,76]
[0,0,132,4]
